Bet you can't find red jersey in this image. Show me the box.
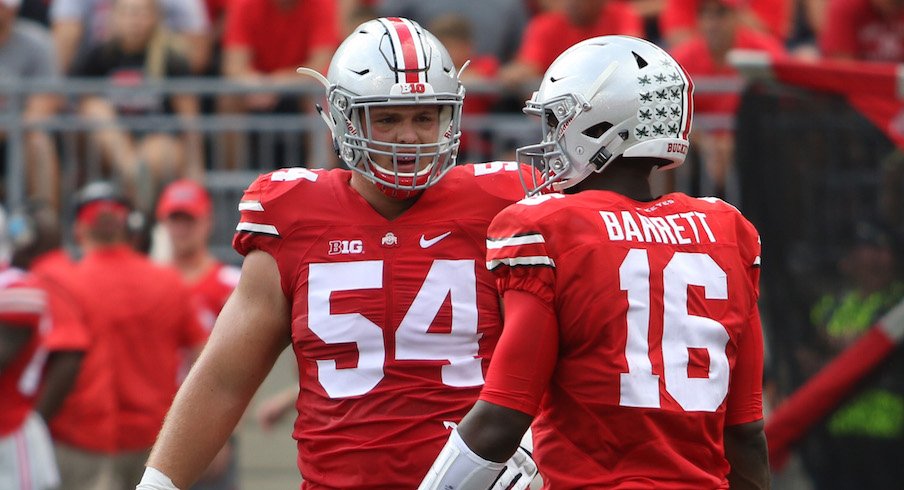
[222,0,339,73]
[232,164,529,489]
[669,27,786,115]
[482,192,764,489]
[0,268,48,436]
[50,246,207,452]
[29,250,90,357]
[517,2,643,73]
[190,261,241,332]
[819,0,904,62]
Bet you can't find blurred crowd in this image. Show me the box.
[1,1,904,489]
[1,0,904,214]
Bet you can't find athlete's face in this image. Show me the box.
[363,104,442,174]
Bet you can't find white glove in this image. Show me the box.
[491,446,538,490]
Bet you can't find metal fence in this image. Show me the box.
[0,76,741,261]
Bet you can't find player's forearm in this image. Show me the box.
[725,420,770,489]
[36,351,83,421]
[458,401,533,463]
[146,366,254,489]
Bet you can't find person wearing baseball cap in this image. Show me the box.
[156,179,241,490]
[50,181,206,489]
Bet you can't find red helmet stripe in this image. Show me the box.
[386,17,421,84]
[678,64,694,140]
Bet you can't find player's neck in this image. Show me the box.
[349,172,420,220]
[173,250,215,283]
[573,166,656,202]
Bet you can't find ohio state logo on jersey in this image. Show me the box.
[381,232,399,247]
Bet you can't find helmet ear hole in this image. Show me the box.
[582,121,613,139]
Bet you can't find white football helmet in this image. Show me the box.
[517,35,694,194]
[298,17,464,198]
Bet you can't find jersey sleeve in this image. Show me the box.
[737,214,762,301]
[232,172,286,259]
[0,285,45,328]
[725,306,765,425]
[480,289,559,417]
[725,213,764,425]
[486,203,557,305]
[469,161,536,202]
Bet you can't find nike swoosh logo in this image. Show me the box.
[419,231,452,248]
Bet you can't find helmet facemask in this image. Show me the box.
[331,87,463,199]
[517,92,617,196]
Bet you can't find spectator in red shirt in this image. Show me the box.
[155,179,240,490]
[429,14,499,162]
[50,182,206,490]
[221,0,339,112]
[670,0,786,197]
[499,0,643,89]
[660,0,793,47]
[820,0,904,62]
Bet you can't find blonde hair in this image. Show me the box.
[145,26,182,79]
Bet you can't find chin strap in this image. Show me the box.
[374,181,423,200]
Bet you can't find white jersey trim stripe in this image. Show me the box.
[236,222,280,236]
[487,256,556,270]
[753,256,761,266]
[486,234,546,249]
[238,201,264,212]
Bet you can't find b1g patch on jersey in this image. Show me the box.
[329,239,365,255]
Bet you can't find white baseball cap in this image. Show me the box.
[0,0,21,8]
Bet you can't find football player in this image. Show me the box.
[0,205,60,490]
[420,36,770,489]
[139,17,536,490]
